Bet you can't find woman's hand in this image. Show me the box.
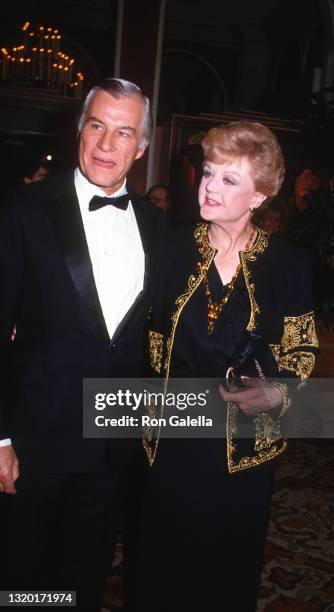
[219,377,283,416]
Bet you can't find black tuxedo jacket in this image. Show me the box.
[0,172,163,473]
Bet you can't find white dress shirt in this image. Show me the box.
[0,170,145,447]
[75,168,145,339]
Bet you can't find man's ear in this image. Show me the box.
[135,145,147,161]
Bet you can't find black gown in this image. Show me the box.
[131,264,276,612]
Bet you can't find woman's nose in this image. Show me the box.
[206,176,220,192]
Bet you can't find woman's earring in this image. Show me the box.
[250,206,255,212]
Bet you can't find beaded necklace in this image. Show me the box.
[204,228,256,334]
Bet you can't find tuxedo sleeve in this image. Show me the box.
[0,200,24,438]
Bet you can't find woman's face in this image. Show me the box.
[198,157,265,225]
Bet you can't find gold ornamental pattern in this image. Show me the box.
[148,330,164,374]
[281,312,319,352]
[254,413,282,451]
[226,402,287,473]
[278,351,316,381]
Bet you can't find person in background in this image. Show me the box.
[253,195,290,236]
[133,121,318,612]
[22,160,52,183]
[287,167,323,249]
[294,168,320,212]
[0,78,162,612]
[145,183,171,211]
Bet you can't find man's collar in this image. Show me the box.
[74,167,127,200]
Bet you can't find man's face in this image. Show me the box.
[147,186,170,211]
[24,166,50,183]
[78,90,146,195]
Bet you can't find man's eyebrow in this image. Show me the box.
[117,125,136,133]
[86,115,104,124]
[86,116,136,133]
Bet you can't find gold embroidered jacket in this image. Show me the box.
[145,224,318,472]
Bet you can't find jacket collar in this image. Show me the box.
[45,176,157,344]
[195,222,268,263]
[45,174,109,341]
[109,188,158,344]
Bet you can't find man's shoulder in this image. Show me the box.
[9,172,73,201]
[128,188,168,242]
[2,172,75,218]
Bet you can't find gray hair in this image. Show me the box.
[77,78,152,148]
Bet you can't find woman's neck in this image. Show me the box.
[208,221,255,256]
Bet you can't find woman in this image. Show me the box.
[133,122,318,612]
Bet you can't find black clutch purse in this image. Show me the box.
[225,331,279,390]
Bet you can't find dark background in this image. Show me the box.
[0,0,332,190]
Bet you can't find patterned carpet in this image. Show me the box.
[104,439,334,611]
[258,439,334,612]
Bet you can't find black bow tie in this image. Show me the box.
[89,193,130,212]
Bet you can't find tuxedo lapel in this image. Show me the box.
[109,190,156,345]
[129,189,154,292]
[45,175,109,341]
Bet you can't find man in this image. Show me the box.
[0,78,162,611]
[145,183,171,212]
[22,160,52,183]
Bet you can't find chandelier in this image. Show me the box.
[0,22,84,97]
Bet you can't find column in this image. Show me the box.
[114,0,167,194]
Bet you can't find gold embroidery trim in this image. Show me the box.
[164,224,216,380]
[144,224,216,466]
[278,351,315,381]
[197,223,267,334]
[240,226,268,332]
[229,442,287,473]
[270,344,281,362]
[240,254,260,332]
[254,413,282,451]
[281,311,319,352]
[226,401,287,473]
[142,397,156,444]
[271,381,291,417]
[198,223,267,261]
[145,224,271,470]
[270,313,318,386]
[148,330,164,374]
[242,226,268,262]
